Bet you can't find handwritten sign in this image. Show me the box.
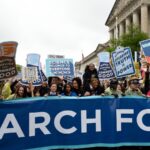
[22,67,38,82]
[0,57,17,80]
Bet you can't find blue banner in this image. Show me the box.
[46,58,74,77]
[0,96,150,150]
[112,47,135,78]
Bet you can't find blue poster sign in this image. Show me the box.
[0,96,150,150]
[140,39,150,64]
[98,62,115,80]
[112,47,135,78]
[46,58,74,77]
[27,53,40,67]
[98,52,115,80]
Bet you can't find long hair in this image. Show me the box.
[63,83,72,95]
[72,77,82,89]
[15,84,27,98]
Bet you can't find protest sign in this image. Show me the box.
[0,96,150,150]
[21,54,47,86]
[0,41,18,57]
[21,54,45,86]
[112,47,135,78]
[134,62,141,78]
[140,39,150,64]
[63,75,73,83]
[0,41,18,80]
[21,64,43,86]
[39,63,48,82]
[0,57,17,80]
[46,58,74,77]
[40,70,48,82]
[27,53,40,66]
[22,67,38,83]
[98,52,115,80]
[48,55,64,59]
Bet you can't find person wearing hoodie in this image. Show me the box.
[83,63,98,87]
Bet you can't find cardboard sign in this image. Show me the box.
[112,47,135,78]
[98,52,115,80]
[0,57,17,80]
[0,41,18,57]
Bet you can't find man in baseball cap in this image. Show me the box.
[125,76,143,96]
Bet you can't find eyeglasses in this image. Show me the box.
[130,80,139,84]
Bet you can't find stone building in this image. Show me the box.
[75,0,150,75]
[106,0,150,39]
[75,43,108,76]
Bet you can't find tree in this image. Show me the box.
[16,64,22,72]
[107,25,149,54]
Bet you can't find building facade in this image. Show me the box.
[75,0,150,75]
[106,0,150,39]
[75,43,108,76]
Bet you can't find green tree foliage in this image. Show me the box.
[16,64,22,72]
[106,38,121,53]
[107,25,149,53]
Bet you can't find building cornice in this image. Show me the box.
[107,0,142,31]
[106,0,136,26]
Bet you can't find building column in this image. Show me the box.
[141,4,148,33]
[125,17,131,33]
[109,29,114,39]
[133,11,140,26]
[119,22,124,37]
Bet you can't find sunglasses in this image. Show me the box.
[130,80,139,84]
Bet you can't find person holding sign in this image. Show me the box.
[7,84,27,100]
[83,63,98,87]
[39,82,49,96]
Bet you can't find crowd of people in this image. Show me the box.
[0,63,150,150]
[0,63,150,100]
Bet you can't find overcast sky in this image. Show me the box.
[0,0,115,66]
